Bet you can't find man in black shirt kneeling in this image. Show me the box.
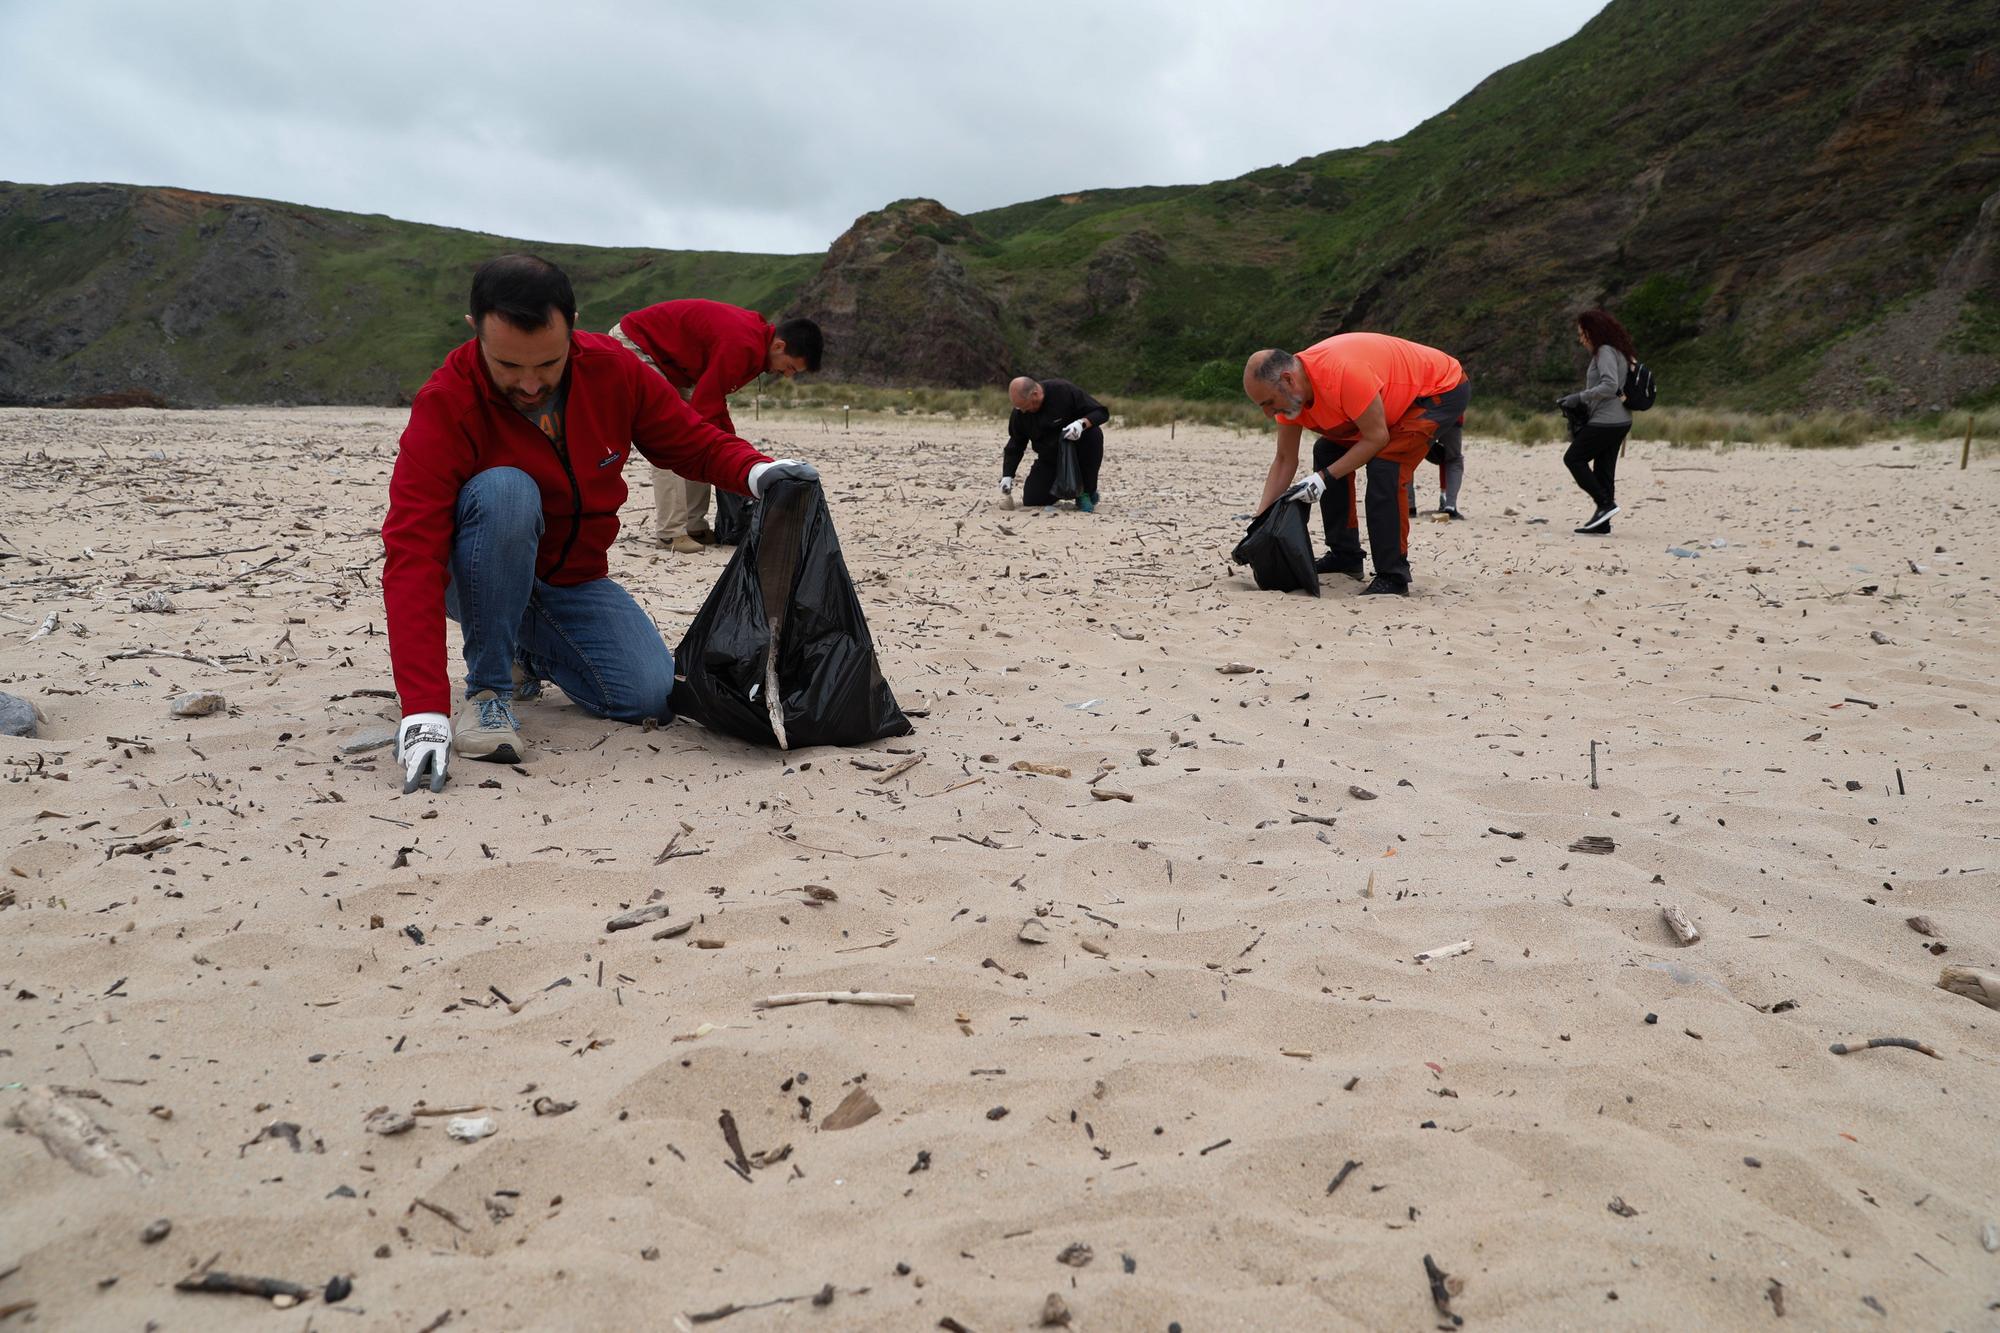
[998,376,1110,513]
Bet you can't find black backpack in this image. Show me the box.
[1622,359,1658,411]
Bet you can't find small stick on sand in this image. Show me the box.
[871,752,925,785]
[1936,966,2000,1011]
[6,1085,151,1181]
[1010,761,1071,778]
[25,612,57,642]
[606,903,671,932]
[1414,940,1472,964]
[753,991,915,1010]
[1589,739,1599,790]
[174,1271,316,1300]
[1662,904,1701,945]
[1423,1254,1462,1327]
[106,646,233,669]
[1828,1037,1941,1060]
[1326,1159,1361,1194]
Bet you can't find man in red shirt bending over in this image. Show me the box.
[383,256,819,794]
[610,299,823,553]
[1243,333,1470,596]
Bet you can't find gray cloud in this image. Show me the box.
[5,0,1605,253]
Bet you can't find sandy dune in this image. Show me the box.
[1,406,1996,1330]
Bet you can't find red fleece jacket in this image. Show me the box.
[381,331,771,715]
[614,299,773,434]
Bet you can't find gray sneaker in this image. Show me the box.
[454,690,524,763]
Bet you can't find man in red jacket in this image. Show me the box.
[382,255,820,794]
[610,299,823,553]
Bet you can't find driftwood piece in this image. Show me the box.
[1010,761,1071,778]
[6,1085,151,1182]
[870,753,925,785]
[753,991,914,1010]
[1829,1037,1941,1059]
[1423,1254,1462,1327]
[1414,940,1472,964]
[174,1271,314,1300]
[606,902,671,932]
[1661,905,1700,945]
[820,1087,882,1131]
[1937,966,2000,1011]
[651,920,694,941]
[106,646,232,669]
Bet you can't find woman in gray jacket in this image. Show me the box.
[1561,309,1636,533]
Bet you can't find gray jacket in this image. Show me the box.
[1577,344,1631,426]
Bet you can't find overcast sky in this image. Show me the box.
[5,0,1605,254]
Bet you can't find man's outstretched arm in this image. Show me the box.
[1255,420,1305,512]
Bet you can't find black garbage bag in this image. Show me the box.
[1229,484,1320,596]
[712,489,753,545]
[1051,439,1081,501]
[673,477,912,749]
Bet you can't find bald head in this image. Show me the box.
[1244,349,1307,420]
[1007,376,1045,411]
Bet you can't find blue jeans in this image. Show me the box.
[443,468,675,723]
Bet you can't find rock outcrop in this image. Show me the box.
[787,200,1011,388]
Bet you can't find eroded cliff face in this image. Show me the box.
[786,200,1012,389]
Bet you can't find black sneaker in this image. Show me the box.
[1407,506,1419,518]
[1575,504,1620,533]
[1314,552,1365,579]
[1441,507,1465,521]
[1359,575,1410,596]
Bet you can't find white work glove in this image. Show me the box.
[397,712,450,794]
[998,476,1014,494]
[1292,471,1327,505]
[747,459,819,499]
[1061,419,1089,442]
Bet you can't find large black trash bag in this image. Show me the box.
[673,477,912,749]
[1229,483,1320,596]
[1051,439,1081,501]
[712,489,753,545]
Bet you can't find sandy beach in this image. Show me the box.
[2,406,1997,1330]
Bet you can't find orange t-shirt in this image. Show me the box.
[1280,333,1464,438]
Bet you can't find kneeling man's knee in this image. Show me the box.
[458,467,544,535]
[599,645,677,725]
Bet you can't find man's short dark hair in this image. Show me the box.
[469,254,576,333]
[775,317,824,372]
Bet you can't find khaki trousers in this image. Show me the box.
[608,322,712,541]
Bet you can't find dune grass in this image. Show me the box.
[741,383,2000,452]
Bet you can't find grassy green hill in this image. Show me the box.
[4,0,1996,410]
[0,185,816,406]
[927,0,2000,410]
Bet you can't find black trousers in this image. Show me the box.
[1311,437,1415,583]
[1022,428,1104,505]
[1564,423,1629,508]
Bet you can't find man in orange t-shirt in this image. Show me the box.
[1243,333,1470,595]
